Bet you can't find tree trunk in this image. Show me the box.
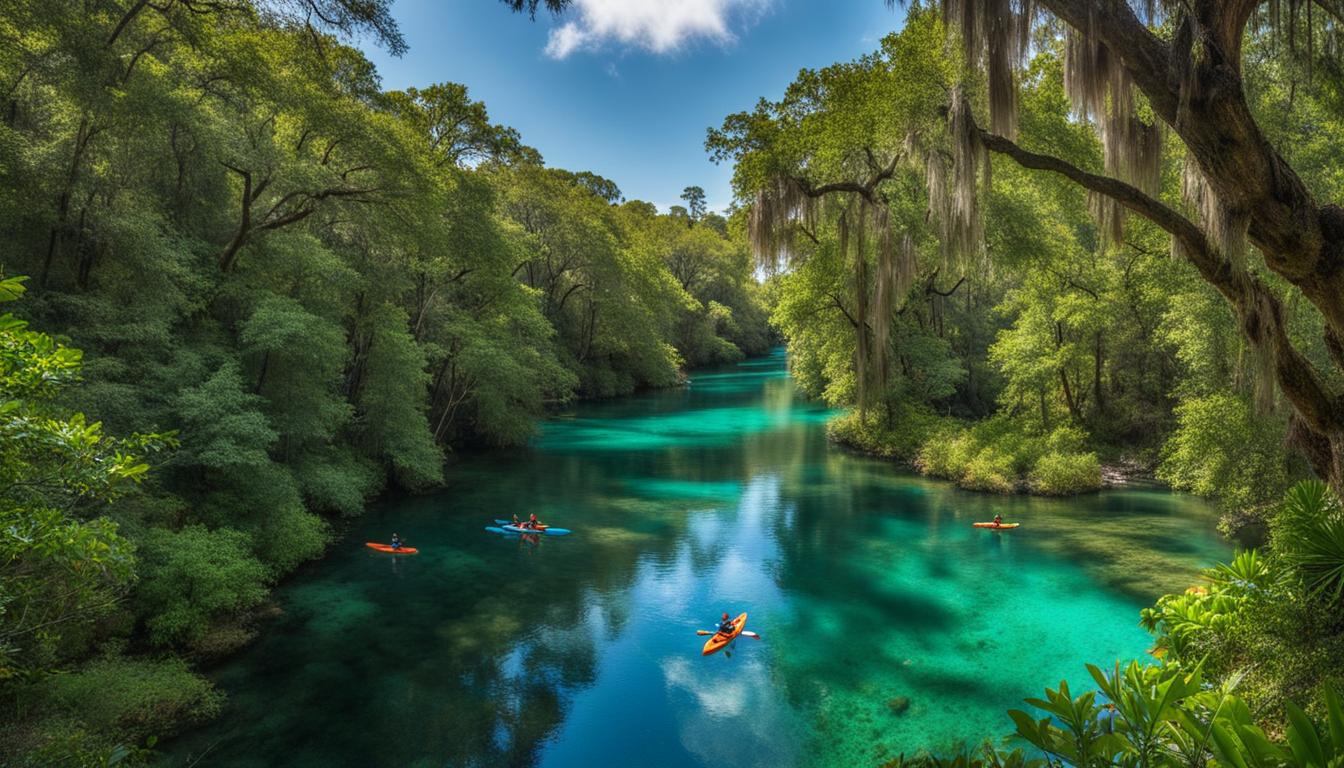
[42,114,94,288]
[1093,331,1105,414]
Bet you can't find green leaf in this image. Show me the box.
[1326,688,1344,755]
[1209,721,1251,768]
[1286,700,1327,767]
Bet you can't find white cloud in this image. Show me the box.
[543,0,771,59]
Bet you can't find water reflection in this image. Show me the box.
[163,350,1230,767]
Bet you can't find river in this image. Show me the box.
[163,349,1231,767]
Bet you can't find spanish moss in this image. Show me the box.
[747,175,812,271]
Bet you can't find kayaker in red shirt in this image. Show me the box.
[992,514,1002,526]
[525,513,541,530]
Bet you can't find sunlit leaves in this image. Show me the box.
[0,290,161,678]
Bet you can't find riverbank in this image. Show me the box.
[826,408,1107,496]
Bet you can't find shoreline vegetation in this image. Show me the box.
[827,407,1158,496]
[827,409,1106,496]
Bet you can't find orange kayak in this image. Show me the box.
[702,613,747,656]
[972,522,1020,530]
[366,542,418,554]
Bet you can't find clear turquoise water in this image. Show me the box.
[162,350,1231,767]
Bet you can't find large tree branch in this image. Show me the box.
[108,0,153,46]
[1037,0,1178,121]
[976,130,1207,253]
[793,149,902,205]
[1038,0,1344,338]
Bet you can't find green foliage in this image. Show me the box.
[172,364,276,473]
[293,448,379,517]
[4,655,216,767]
[355,307,442,490]
[1158,394,1294,512]
[916,418,1101,495]
[827,403,947,460]
[0,277,161,677]
[1140,483,1344,716]
[134,526,269,648]
[12,722,156,768]
[1029,451,1104,496]
[1272,481,1344,605]
[41,657,221,741]
[883,662,1344,768]
[241,295,352,447]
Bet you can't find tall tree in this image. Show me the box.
[680,185,707,224]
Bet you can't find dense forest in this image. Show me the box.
[4,0,1344,765]
[0,1,769,762]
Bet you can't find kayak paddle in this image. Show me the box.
[696,629,761,640]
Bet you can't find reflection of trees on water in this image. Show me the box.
[405,370,823,766]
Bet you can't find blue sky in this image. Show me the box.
[362,2,905,213]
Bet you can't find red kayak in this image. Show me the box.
[702,613,747,656]
[366,542,418,555]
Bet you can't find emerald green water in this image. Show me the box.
[164,350,1231,767]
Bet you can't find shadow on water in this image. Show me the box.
[161,349,1231,768]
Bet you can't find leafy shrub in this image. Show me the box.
[1158,393,1295,511]
[134,526,269,648]
[294,449,380,517]
[827,403,947,460]
[250,503,329,576]
[1140,484,1344,715]
[43,657,221,740]
[1028,451,1102,495]
[960,447,1018,493]
[1271,480,1344,605]
[913,424,961,477]
[881,663,1344,768]
[915,416,1099,496]
[11,720,154,768]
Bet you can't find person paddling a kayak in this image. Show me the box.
[715,612,736,635]
[524,513,541,530]
[992,514,1002,526]
[390,533,403,550]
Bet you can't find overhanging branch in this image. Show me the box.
[976,124,1344,435]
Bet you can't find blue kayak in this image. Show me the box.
[491,519,571,536]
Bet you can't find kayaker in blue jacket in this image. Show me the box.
[391,533,402,550]
[716,612,736,635]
